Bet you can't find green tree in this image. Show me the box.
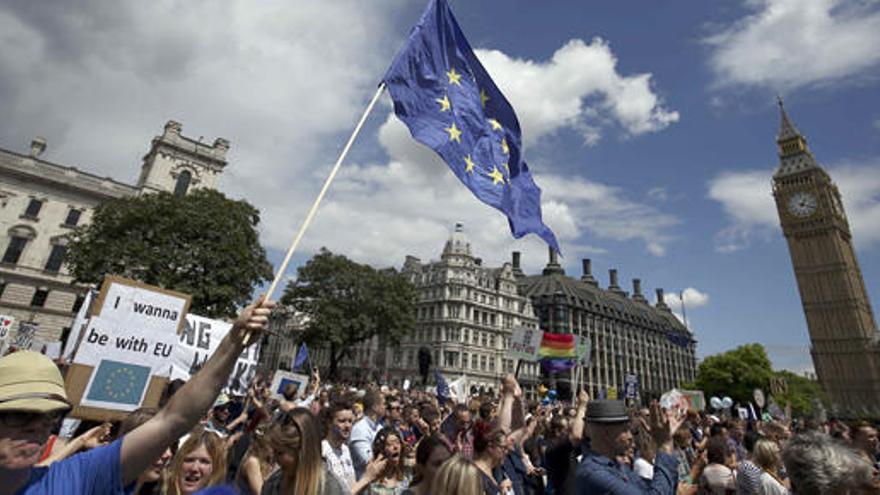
[772,370,827,418]
[282,248,416,379]
[66,189,273,318]
[693,343,774,405]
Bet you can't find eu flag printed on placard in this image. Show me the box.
[382,0,560,253]
[86,359,151,406]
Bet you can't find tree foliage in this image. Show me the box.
[693,343,775,405]
[281,248,417,379]
[66,189,273,318]
[772,370,827,418]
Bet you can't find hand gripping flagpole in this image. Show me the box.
[243,83,387,345]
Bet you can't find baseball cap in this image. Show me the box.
[0,351,71,413]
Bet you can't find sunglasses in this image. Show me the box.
[0,409,65,428]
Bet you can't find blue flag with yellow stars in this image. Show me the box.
[382,0,560,253]
[86,359,151,406]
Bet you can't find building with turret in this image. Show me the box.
[0,121,228,345]
[771,99,880,416]
[515,248,697,401]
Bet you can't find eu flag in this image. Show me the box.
[382,0,560,253]
[86,359,151,406]
[293,343,309,370]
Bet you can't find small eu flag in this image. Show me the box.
[435,370,450,403]
[86,359,151,406]
[293,343,309,370]
[383,0,560,253]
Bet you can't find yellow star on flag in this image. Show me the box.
[464,154,476,173]
[436,94,451,112]
[501,138,509,155]
[488,118,503,131]
[446,67,463,86]
[480,89,490,108]
[503,162,510,175]
[488,166,505,185]
[445,122,462,143]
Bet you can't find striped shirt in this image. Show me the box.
[737,459,763,495]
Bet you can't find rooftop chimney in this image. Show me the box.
[581,258,598,286]
[542,246,565,276]
[608,268,625,295]
[632,279,647,303]
[511,251,524,278]
[29,137,46,158]
[656,288,670,311]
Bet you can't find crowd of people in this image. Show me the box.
[1,297,879,494]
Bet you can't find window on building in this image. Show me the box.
[471,355,478,369]
[463,352,469,368]
[2,236,28,264]
[480,355,487,371]
[23,199,43,218]
[489,357,496,372]
[481,333,487,347]
[44,245,67,273]
[31,289,49,307]
[174,170,193,197]
[64,209,82,227]
[444,351,457,367]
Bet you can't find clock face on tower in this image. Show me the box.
[787,191,818,218]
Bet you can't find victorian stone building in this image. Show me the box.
[516,249,697,402]
[0,121,227,345]
[771,100,880,416]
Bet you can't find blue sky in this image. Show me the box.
[2,0,879,373]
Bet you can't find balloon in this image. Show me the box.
[547,389,558,399]
[710,396,723,410]
[721,397,734,409]
[541,397,551,406]
[537,384,548,397]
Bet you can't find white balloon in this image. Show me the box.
[722,397,734,409]
[710,397,723,409]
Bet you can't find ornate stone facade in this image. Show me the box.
[0,121,227,344]
[516,249,697,402]
[771,101,880,416]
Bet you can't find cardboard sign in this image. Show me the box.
[753,388,766,408]
[270,371,310,400]
[170,314,260,395]
[770,376,788,396]
[508,326,542,361]
[65,276,191,421]
[679,389,706,411]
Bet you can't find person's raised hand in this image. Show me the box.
[80,422,112,450]
[648,400,683,451]
[577,386,589,408]
[364,454,388,482]
[502,374,522,398]
[234,295,276,346]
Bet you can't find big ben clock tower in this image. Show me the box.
[772,99,880,416]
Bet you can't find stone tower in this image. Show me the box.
[136,120,229,195]
[771,99,880,416]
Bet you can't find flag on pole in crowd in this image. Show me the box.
[382,0,560,253]
[538,332,577,373]
[293,343,309,371]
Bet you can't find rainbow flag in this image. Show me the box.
[538,332,577,373]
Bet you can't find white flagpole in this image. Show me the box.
[243,83,387,345]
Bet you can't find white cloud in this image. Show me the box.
[707,162,880,252]
[656,287,710,325]
[647,187,669,202]
[705,0,880,89]
[474,38,679,146]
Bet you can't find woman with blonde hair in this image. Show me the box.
[261,407,345,495]
[752,439,788,495]
[432,455,483,495]
[165,428,227,495]
[235,428,276,495]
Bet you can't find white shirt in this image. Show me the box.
[322,439,356,492]
[758,471,788,495]
[633,457,655,480]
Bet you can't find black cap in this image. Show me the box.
[586,400,629,423]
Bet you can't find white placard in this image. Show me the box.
[12,322,38,349]
[73,316,177,373]
[44,341,62,360]
[62,290,95,361]
[508,326,542,361]
[403,379,411,391]
[270,371,310,400]
[0,314,15,341]
[576,335,592,366]
[169,314,260,395]
[97,280,188,334]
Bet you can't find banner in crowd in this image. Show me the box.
[170,314,260,395]
[270,371,310,400]
[624,374,639,399]
[538,332,577,373]
[12,321,38,350]
[66,276,191,419]
[62,289,96,362]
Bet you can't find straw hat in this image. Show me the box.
[0,351,70,413]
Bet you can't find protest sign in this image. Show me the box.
[170,314,260,395]
[62,290,96,362]
[44,341,62,360]
[624,374,639,399]
[12,322,38,350]
[576,335,591,366]
[679,389,706,411]
[0,315,14,342]
[607,386,618,400]
[65,276,191,421]
[270,371,310,400]
[737,407,749,421]
[508,326,542,361]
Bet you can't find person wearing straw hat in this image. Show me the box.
[0,297,274,495]
[576,400,684,494]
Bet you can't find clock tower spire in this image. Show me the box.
[771,100,880,416]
